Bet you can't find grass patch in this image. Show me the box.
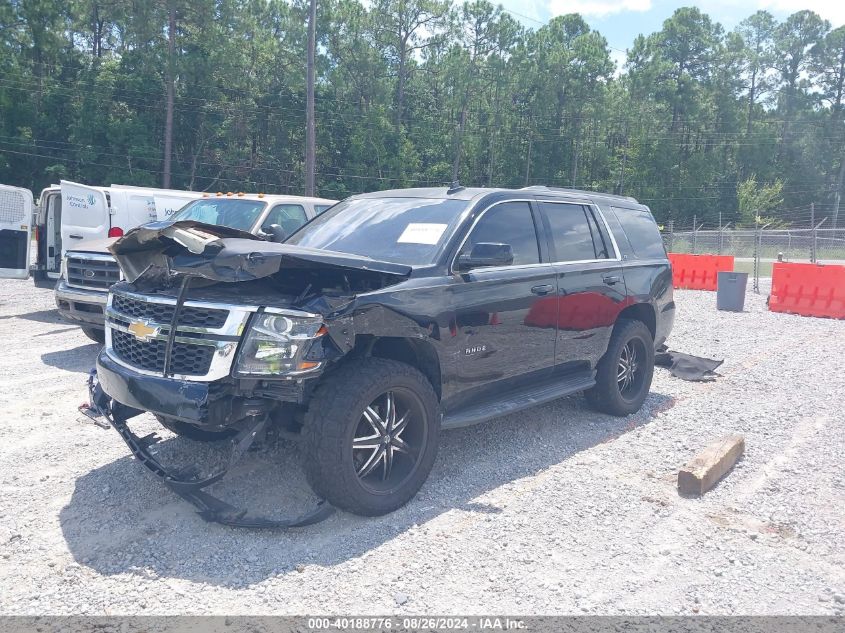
[733,259,772,277]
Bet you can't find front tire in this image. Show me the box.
[155,415,236,442]
[585,319,655,416]
[302,358,440,516]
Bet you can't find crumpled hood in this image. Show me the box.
[109,220,413,283]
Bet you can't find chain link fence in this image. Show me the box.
[661,225,845,293]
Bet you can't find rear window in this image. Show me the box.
[611,206,666,259]
[540,202,605,262]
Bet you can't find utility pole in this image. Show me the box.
[304,0,317,196]
[163,0,176,189]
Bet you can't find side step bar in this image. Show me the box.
[442,371,596,429]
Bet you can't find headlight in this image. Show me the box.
[234,311,325,376]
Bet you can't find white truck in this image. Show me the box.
[55,192,336,341]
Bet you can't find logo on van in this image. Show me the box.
[87,194,95,206]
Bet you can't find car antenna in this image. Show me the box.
[447,180,465,195]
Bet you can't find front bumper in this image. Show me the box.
[97,350,212,423]
[97,350,273,427]
[83,369,334,529]
[55,280,107,328]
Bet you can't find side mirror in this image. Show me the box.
[265,223,287,243]
[457,242,514,271]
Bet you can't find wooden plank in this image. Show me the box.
[678,434,745,496]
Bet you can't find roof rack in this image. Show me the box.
[520,186,637,203]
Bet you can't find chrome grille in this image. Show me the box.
[66,254,121,291]
[111,294,227,328]
[111,330,215,375]
[104,289,252,381]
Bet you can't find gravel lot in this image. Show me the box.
[0,278,843,616]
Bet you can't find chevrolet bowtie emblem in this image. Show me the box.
[127,321,159,342]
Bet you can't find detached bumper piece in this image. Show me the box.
[84,370,334,529]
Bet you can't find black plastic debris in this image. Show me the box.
[655,345,723,382]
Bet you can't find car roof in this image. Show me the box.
[197,194,337,204]
[350,186,642,206]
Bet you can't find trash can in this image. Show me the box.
[716,271,748,312]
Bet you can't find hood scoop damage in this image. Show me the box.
[108,220,412,293]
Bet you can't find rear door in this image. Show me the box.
[38,188,63,276]
[0,184,34,279]
[537,201,627,372]
[60,180,110,252]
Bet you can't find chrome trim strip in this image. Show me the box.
[108,288,319,319]
[55,281,109,305]
[449,197,624,274]
[65,252,117,262]
[106,319,223,347]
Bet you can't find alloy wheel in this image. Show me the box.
[351,389,427,493]
[617,338,646,399]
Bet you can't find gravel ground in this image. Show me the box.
[0,278,843,616]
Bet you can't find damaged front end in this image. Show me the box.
[83,370,333,528]
[87,220,411,527]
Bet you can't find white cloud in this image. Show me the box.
[756,0,845,27]
[547,0,652,19]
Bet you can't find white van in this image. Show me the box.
[59,180,205,254]
[0,180,205,283]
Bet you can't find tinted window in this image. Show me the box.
[612,206,666,259]
[171,199,266,232]
[286,197,467,265]
[263,204,307,235]
[315,204,332,214]
[587,208,612,258]
[462,201,539,266]
[541,202,599,262]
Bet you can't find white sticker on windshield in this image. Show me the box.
[397,223,448,245]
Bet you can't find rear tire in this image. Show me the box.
[585,319,654,416]
[81,326,105,344]
[302,358,440,516]
[155,415,236,442]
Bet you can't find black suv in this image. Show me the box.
[92,187,674,520]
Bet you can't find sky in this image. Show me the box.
[499,0,845,71]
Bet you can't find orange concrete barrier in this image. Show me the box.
[668,253,735,291]
[769,262,845,319]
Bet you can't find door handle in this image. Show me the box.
[69,234,83,239]
[531,284,554,295]
[602,275,621,286]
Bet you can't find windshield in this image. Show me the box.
[170,198,267,232]
[286,197,468,265]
